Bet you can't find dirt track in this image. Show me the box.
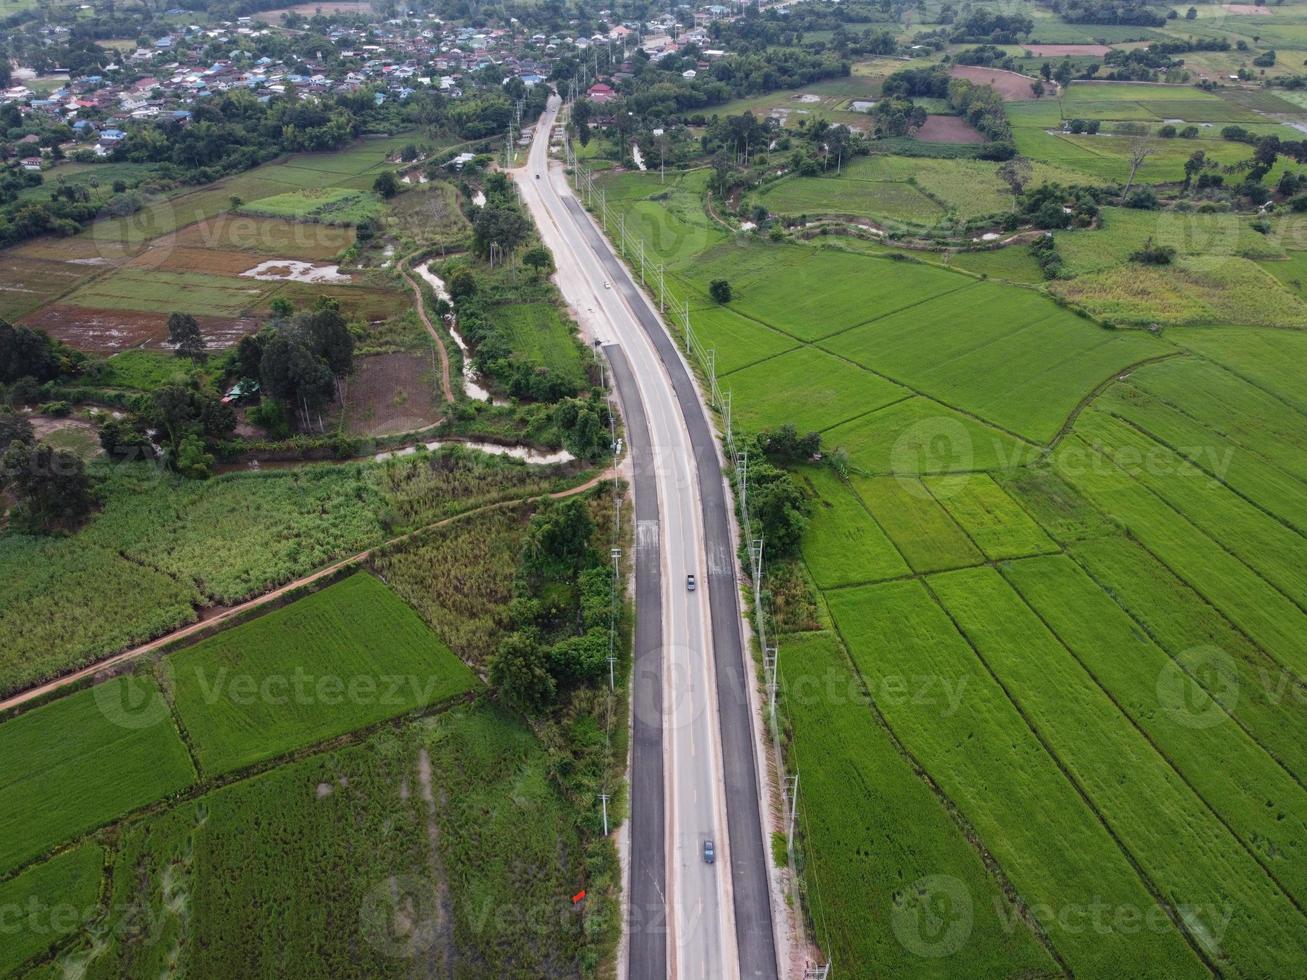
[400,258,455,402]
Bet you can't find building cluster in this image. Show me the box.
[0,3,739,169]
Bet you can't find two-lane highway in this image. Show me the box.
[516,97,779,980]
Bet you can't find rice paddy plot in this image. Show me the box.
[0,679,194,875]
[1097,381,1307,535]
[0,843,104,976]
[931,565,1307,976]
[694,244,971,341]
[63,268,271,317]
[1125,354,1307,482]
[1168,326,1307,417]
[1002,554,1307,906]
[722,346,907,434]
[1054,435,1307,680]
[688,304,797,374]
[824,396,1035,474]
[760,177,947,227]
[1070,534,1307,784]
[821,279,1163,442]
[923,473,1058,559]
[595,169,725,270]
[168,572,479,775]
[849,474,983,573]
[827,580,1206,977]
[1075,409,1307,605]
[238,187,382,226]
[779,630,1057,978]
[798,465,908,588]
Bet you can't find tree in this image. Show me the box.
[0,439,96,532]
[472,205,530,259]
[1118,122,1156,200]
[0,410,33,454]
[1186,5,1198,17]
[756,425,821,464]
[709,279,733,303]
[175,433,214,479]
[448,268,478,300]
[269,296,294,321]
[167,312,207,364]
[489,630,556,715]
[0,321,63,383]
[373,170,400,199]
[523,246,554,279]
[571,99,592,147]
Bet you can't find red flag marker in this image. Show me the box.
[572,890,587,904]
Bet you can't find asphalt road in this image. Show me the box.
[517,98,779,980]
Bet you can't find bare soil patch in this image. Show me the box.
[341,352,442,436]
[1023,43,1112,56]
[949,65,1041,100]
[0,255,97,320]
[20,305,257,352]
[915,115,986,143]
[124,246,265,277]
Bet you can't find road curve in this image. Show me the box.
[518,97,779,980]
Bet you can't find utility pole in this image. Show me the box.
[609,546,622,692]
[599,793,610,835]
[765,645,779,716]
[786,773,799,845]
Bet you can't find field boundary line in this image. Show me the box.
[1046,349,1184,451]
[808,277,981,344]
[0,470,613,718]
[813,393,916,436]
[999,562,1307,920]
[815,610,1075,975]
[811,345,1044,448]
[919,576,1226,976]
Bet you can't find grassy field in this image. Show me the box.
[492,302,588,386]
[760,176,948,227]
[168,572,479,774]
[239,187,383,226]
[798,466,908,588]
[0,679,194,875]
[0,453,576,697]
[1051,255,1307,327]
[63,269,273,317]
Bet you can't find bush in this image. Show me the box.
[1129,238,1177,265]
[1124,187,1159,210]
[709,278,733,303]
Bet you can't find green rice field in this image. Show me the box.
[591,139,1307,973]
[169,572,479,774]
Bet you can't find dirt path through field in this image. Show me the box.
[0,469,615,716]
[400,258,455,402]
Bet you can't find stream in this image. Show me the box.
[415,261,498,403]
